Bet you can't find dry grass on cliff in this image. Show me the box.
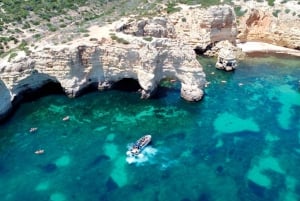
[1,0,299,60]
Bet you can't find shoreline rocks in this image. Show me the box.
[1,2,300,121]
[0,38,206,121]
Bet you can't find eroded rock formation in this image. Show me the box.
[169,5,237,51]
[116,17,176,38]
[237,2,300,49]
[119,5,238,52]
[0,38,206,120]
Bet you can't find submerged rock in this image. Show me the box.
[87,155,110,169]
[247,180,267,198]
[106,177,119,192]
[40,163,57,173]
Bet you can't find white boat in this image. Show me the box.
[127,135,152,156]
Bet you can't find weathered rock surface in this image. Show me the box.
[2,2,299,121]
[169,5,237,51]
[0,38,206,120]
[118,5,238,53]
[204,40,244,58]
[0,80,12,120]
[116,17,176,38]
[236,1,300,49]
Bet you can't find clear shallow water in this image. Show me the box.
[0,55,300,201]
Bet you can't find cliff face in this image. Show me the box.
[0,80,12,120]
[0,37,206,120]
[0,4,242,120]
[237,2,300,49]
[170,5,237,51]
[119,5,238,51]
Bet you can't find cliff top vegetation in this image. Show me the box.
[0,0,299,59]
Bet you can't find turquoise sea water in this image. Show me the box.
[0,55,300,201]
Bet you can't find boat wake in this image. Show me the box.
[126,146,158,165]
[125,145,177,170]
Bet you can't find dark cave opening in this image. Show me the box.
[194,43,213,55]
[14,81,65,103]
[112,78,141,92]
[1,81,64,123]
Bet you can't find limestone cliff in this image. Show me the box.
[119,5,238,52]
[236,1,300,49]
[0,4,240,120]
[0,37,206,120]
[170,5,237,51]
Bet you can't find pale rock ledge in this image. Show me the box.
[0,38,206,120]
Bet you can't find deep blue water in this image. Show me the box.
[0,55,300,201]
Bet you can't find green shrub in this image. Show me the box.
[272,10,280,17]
[143,36,153,42]
[32,21,40,26]
[267,0,275,6]
[18,40,27,50]
[15,28,23,33]
[8,52,18,61]
[166,2,181,14]
[234,6,247,17]
[178,0,229,7]
[78,27,88,33]
[110,34,130,45]
[33,34,41,39]
[285,9,290,14]
[22,22,31,29]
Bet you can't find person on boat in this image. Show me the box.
[30,127,38,133]
[131,146,139,155]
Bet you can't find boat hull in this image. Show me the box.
[127,135,151,156]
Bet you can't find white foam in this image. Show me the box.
[126,146,158,165]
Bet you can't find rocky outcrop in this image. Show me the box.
[237,2,300,49]
[0,80,12,120]
[0,38,206,120]
[204,40,244,58]
[116,17,176,38]
[117,5,238,53]
[169,5,237,52]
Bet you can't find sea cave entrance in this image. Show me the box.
[13,81,64,104]
[112,78,141,92]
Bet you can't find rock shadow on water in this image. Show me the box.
[247,180,267,198]
[181,198,191,201]
[39,163,57,173]
[106,176,119,192]
[198,193,212,201]
[86,154,110,169]
[246,179,280,201]
[0,162,8,174]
